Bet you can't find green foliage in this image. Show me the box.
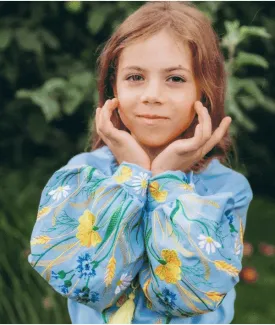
[220,20,274,135]
[16,72,94,121]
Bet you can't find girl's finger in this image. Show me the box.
[201,116,232,157]
[176,123,203,153]
[100,98,120,139]
[202,105,212,142]
[194,101,207,148]
[95,107,100,132]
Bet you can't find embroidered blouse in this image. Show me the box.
[28,145,253,324]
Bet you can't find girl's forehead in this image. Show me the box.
[118,32,192,71]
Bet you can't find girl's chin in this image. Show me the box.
[133,136,175,148]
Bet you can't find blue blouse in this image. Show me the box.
[28,145,253,324]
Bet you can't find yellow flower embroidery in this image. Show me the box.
[179,183,193,191]
[113,166,132,184]
[149,181,168,202]
[37,206,51,219]
[206,291,225,303]
[76,209,102,247]
[155,249,182,284]
[31,235,51,246]
[143,278,152,301]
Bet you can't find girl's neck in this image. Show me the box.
[138,143,166,164]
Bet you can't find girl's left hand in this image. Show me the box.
[151,101,232,176]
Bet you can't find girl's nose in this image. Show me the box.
[140,80,164,104]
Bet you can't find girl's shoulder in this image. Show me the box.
[196,158,253,198]
[66,145,116,176]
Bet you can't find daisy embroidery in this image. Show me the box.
[198,234,221,254]
[49,185,71,201]
[132,172,150,197]
[115,273,133,295]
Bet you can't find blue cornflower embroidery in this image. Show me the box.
[73,287,99,304]
[59,284,69,294]
[158,288,177,310]
[76,253,96,279]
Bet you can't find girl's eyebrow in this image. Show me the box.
[122,65,191,74]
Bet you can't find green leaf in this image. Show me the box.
[16,88,60,121]
[170,200,180,225]
[227,99,257,132]
[87,7,110,35]
[39,29,60,49]
[240,26,272,41]
[43,78,67,93]
[95,204,123,252]
[237,79,265,103]
[262,96,275,113]
[238,96,257,111]
[86,167,96,183]
[0,28,12,50]
[234,51,269,70]
[58,270,66,279]
[69,71,94,91]
[221,20,241,49]
[63,86,84,115]
[65,1,83,13]
[145,228,152,247]
[15,28,42,56]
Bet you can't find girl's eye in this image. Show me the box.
[125,75,186,83]
[126,75,143,82]
[168,76,186,83]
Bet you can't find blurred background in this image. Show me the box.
[0,1,275,323]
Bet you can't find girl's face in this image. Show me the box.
[113,29,201,149]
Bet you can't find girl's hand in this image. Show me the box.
[96,98,151,170]
[151,101,232,176]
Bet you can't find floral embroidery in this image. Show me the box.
[158,288,177,310]
[113,166,132,183]
[49,185,71,201]
[37,206,51,219]
[73,286,99,304]
[29,154,251,321]
[198,234,221,254]
[132,172,150,196]
[149,181,168,202]
[115,273,133,294]
[59,283,70,294]
[206,291,225,303]
[155,249,181,284]
[76,209,102,247]
[76,253,96,279]
[178,183,194,191]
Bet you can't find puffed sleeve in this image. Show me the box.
[139,168,253,318]
[28,160,152,312]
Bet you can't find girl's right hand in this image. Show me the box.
[95,97,151,170]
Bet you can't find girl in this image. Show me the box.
[29,2,253,324]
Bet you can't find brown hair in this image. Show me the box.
[88,1,235,173]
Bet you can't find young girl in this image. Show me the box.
[29,2,253,324]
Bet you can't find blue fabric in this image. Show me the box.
[28,145,253,324]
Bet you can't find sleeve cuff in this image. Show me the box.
[112,162,152,203]
[147,169,195,210]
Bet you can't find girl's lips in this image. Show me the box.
[137,116,168,125]
[137,115,167,119]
